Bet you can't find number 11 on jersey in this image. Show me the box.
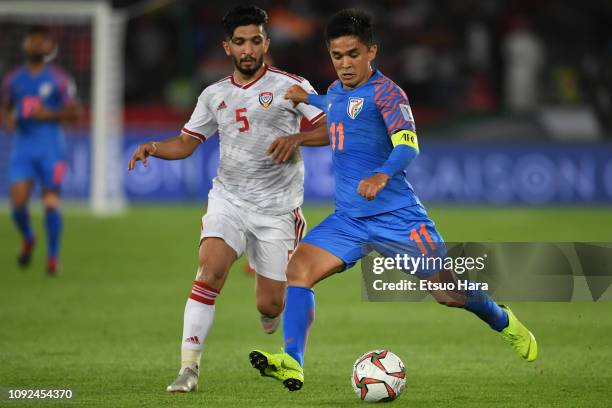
[329,121,344,151]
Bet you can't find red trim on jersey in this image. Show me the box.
[181,127,206,142]
[212,75,231,85]
[230,64,268,89]
[268,66,304,83]
[309,111,326,125]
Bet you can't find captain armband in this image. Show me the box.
[391,130,419,152]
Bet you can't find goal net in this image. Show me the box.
[0,0,126,215]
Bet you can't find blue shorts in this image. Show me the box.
[302,204,446,273]
[9,149,66,190]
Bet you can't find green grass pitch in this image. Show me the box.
[1,205,611,407]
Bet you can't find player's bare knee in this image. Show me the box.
[256,297,284,318]
[286,257,315,287]
[10,193,29,208]
[42,189,61,208]
[10,182,33,207]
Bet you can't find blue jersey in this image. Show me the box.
[324,68,420,217]
[2,64,75,153]
[3,64,76,188]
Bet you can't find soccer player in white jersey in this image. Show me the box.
[128,5,327,393]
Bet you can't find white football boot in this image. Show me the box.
[166,366,199,393]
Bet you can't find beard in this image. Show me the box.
[25,52,46,64]
[232,54,264,76]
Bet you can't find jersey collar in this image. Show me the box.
[24,63,48,79]
[230,64,268,89]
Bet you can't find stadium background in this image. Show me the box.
[1,0,611,407]
[1,0,612,203]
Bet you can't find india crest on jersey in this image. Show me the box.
[39,82,53,98]
[347,97,364,119]
[259,91,273,108]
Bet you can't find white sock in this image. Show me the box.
[180,281,219,371]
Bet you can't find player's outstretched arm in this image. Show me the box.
[267,119,328,163]
[128,132,201,170]
[284,85,309,106]
[284,85,328,111]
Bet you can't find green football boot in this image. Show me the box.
[499,305,538,362]
[249,349,304,391]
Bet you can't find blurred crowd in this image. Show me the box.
[117,0,612,138]
[2,0,610,138]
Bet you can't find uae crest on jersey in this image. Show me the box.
[259,91,273,108]
[347,97,364,119]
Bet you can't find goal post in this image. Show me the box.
[0,0,126,215]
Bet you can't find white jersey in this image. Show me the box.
[182,65,324,215]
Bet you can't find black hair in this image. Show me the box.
[27,25,50,37]
[222,5,268,39]
[325,8,373,46]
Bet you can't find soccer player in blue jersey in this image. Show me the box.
[1,26,80,274]
[249,9,537,391]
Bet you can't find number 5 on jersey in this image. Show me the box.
[235,108,250,132]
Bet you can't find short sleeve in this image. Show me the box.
[58,76,77,105]
[373,80,416,137]
[295,79,325,124]
[49,66,77,106]
[182,90,218,143]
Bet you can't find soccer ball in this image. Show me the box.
[351,350,406,402]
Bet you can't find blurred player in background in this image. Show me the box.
[1,26,80,275]
[249,9,538,392]
[128,5,327,393]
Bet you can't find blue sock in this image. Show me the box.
[463,288,508,331]
[45,207,62,259]
[12,207,34,242]
[283,286,315,366]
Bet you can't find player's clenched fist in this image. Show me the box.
[128,142,158,171]
[284,84,309,106]
[357,173,390,201]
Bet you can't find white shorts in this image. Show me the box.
[200,195,306,282]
